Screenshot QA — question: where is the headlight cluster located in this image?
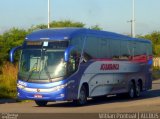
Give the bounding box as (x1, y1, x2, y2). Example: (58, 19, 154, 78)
(17, 83, 26, 89)
(17, 83, 68, 93)
(48, 83, 68, 92)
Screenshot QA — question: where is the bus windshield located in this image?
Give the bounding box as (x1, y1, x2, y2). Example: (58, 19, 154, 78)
(19, 49, 67, 82)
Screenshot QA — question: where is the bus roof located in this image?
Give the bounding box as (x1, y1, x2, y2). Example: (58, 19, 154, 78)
(25, 28, 151, 43)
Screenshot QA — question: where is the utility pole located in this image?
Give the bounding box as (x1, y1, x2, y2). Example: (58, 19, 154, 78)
(128, 0, 135, 37)
(132, 0, 135, 37)
(127, 20, 133, 37)
(48, 0, 50, 29)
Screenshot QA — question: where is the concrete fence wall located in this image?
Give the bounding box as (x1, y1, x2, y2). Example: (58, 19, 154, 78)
(153, 57, 160, 67)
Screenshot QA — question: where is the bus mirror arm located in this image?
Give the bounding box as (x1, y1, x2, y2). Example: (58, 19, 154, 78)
(10, 46, 22, 63)
(64, 46, 75, 62)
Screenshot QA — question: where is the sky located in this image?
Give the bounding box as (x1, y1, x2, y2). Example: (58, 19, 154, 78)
(0, 0, 160, 35)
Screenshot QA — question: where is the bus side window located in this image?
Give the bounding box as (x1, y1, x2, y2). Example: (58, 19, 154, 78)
(67, 52, 80, 75)
(82, 52, 92, 63)
(67, 56, 75, 76)
(74, 52, 80, 70)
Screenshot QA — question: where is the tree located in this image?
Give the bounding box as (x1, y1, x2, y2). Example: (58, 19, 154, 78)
(50, 20, 85, 28)
(28, 20, 85, 32)
(90, 25, 102, 30)
(0, 28, 27, 64)
(137, 31, 160, 56)
(0, 35, 3, 65)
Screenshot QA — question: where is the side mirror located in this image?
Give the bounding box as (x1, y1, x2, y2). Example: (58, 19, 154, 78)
(10, 46, 22, 63)
(64, 46, 75, 62)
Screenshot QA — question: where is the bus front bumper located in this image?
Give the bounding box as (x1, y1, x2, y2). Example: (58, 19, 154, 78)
(17, 83, 68, 101)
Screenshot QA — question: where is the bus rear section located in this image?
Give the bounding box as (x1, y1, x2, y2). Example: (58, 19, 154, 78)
(10, 28, 152, 106)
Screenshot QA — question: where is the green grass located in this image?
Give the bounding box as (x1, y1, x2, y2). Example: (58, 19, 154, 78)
(152, 71, 160, 80)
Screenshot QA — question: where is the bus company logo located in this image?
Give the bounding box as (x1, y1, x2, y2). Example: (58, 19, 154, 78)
(100, 64, 119, 70)
(37, 89, 40, 92)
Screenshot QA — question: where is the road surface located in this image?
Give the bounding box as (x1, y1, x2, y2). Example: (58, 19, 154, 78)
(0, 79, 160, 114)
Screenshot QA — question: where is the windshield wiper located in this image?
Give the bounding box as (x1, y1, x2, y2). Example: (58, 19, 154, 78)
(39, 50, 52, 82)
(44, 65, 52, 82)
(26, 62, 38, 82)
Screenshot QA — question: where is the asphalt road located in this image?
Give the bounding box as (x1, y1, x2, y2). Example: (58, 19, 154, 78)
(0, 79, 160, 114)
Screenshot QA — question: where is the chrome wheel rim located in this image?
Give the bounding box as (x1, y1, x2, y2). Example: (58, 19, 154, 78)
(136, 85, 140, 96)
(130, 87, 134, 98)
(79, 89, 86, 104)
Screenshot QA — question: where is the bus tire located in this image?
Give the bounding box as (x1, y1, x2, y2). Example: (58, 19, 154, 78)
(128, 82, 136, 98)
(35, 100, 48, 107)
(135, 82, 141, 97)
(75, 85, 87, 105)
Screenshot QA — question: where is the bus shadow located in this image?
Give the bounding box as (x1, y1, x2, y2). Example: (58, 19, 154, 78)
(0, 99, 18, 104)
(46, 88, 160, 108)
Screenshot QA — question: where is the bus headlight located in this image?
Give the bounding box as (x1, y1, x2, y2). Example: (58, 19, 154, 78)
(49, 83, 68, 92)
(17, 83, 26, 89)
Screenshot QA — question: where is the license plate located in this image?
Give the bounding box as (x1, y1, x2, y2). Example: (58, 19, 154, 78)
(34, 94, 43, 98)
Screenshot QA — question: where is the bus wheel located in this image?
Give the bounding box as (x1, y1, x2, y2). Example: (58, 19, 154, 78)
(76, 85, 87, 105)
(135, 82, 141, 97)
(128, 82, 136, 98)
(35, 100, 48, 106)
